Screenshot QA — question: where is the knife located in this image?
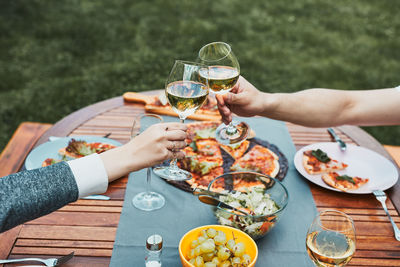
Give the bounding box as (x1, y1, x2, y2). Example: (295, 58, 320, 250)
(327, 128, 347, 151)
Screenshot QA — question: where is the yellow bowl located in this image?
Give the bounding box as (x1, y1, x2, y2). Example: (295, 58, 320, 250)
(179, 224, 258, 267)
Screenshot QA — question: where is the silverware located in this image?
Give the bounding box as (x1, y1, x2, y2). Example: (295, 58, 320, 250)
(81, 194, 110, 200)
(197, 195, 249, 216)
(373, 190, 400, 241)
(0, 251, 74, 266)
(103, 132, 112, 138)
(327, 128, 347, 151)
(193, 188, 228, 198)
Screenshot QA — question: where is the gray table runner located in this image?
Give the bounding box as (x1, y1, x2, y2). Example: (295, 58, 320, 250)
(110, 117, 316, 267)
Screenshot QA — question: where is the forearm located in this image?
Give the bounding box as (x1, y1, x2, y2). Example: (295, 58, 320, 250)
(261, 88, 400, 127)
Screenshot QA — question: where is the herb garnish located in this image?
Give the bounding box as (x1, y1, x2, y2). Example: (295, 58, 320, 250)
(336, 175, 356, 184)
(311, 149, 331, 163)
(189, 141, 198, 152)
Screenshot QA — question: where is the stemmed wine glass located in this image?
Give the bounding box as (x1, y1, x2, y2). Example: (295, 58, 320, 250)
(306, 210, 356, 267)
(131, 114, 165, 211)
(153, 60, 209, 181)
(198, 41, 248, 145)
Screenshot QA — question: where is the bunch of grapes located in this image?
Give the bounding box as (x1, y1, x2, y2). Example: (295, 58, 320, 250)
(186, 227, 252, 267)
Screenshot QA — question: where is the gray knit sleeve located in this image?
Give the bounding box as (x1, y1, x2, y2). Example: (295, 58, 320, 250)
(0, 162, 79, 233)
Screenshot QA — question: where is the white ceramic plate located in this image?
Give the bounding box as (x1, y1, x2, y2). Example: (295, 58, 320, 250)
(294, 142, 399, 194)
(25, 136, 122, 170)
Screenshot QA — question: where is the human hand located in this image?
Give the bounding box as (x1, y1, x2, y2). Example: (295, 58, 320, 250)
(100, 122, 188, 181)
(216, 76, 265, 124)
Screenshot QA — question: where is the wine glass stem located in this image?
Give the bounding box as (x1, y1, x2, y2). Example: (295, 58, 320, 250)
(226, 121, 238, 135)
(145, 167, 151, 197)
(169, 118, 185, 171)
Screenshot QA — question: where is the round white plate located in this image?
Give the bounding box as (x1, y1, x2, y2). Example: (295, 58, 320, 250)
(25, 136, 122, 170)
(294, 142, 399, 194)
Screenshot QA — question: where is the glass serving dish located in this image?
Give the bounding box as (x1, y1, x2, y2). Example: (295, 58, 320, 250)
(207, 171, 289, 240)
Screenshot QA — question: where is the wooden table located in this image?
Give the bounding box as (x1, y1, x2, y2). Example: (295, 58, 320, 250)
(1, 91, 399, 266)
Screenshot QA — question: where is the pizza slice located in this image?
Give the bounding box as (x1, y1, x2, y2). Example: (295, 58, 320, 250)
(186, 121, 220, 142)
(302, 149, 348, 175)
(42, 158, 63, 167)
(185, 167, 224, 190)
(220, 140, 250, 160)
(179, 140, 223, 175)
(322, 172, 369, 192)
(59, 139, 116, 159)
(230, 145, 280, 177)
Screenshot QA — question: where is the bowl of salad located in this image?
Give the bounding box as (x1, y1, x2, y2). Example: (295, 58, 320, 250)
(207, 171, 289, 240)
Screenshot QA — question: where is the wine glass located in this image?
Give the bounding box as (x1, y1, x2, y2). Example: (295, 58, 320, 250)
(131, 114, 165, 211)
(198, 41, 248, 145)
(306, 210, 356, 267)
(153, 60, 209, 181)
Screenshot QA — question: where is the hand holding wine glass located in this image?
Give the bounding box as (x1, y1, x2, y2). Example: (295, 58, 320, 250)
(306, 210, 356, 267)
(198, 42, 248, 145)
(153, 60, 209, 181)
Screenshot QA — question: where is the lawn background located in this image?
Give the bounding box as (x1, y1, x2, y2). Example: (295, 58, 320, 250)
(1, 0, 399, 151)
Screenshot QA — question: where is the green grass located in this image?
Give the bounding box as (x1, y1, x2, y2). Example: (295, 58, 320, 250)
(1, 0, 399, 150)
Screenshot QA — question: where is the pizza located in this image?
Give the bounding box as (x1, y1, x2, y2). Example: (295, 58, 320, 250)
(220, 140, 250, 160)
(177, 122, 284, 190)
(302, 149, 348, 175)
(41, 139, 117, 167)
(59, 139, 116, 159)
(322, 172, 369, 192)
(123, 92, 221, 121)
(230, 145, 280, 178)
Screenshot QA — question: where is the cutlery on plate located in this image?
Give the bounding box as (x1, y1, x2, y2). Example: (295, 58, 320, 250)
(0, 251, 74, 266)
(327, 128, 347, 151)
(81, 194, 110, 200)
(197, 195, 249, 216)
(373, 190, 400, 241)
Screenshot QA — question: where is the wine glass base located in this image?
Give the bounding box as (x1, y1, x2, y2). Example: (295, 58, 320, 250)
(153, 166, 192, 181)
(132, 191, 165, 211)
(215, 121, 249, 145)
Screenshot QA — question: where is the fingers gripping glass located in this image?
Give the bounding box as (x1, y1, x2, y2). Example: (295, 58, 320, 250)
(153, 60, 210, 181)
(198, 42, 248, 145)
(306, 210, 356, 267)
(131, 114, 165, 211)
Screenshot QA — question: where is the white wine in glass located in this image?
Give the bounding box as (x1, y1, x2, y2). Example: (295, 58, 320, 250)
(198, 42, 248, 145)
(153, 60, 209, 181)
(306, 210, 356, 267)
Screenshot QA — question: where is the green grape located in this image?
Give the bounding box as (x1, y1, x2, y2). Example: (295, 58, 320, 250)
(198, 236, 207, 244)
(211, 256, 221, 265)
(189, 258, 196, 265)
(214, 233, 227, 245)
(194, 246, 202, 256)
(187, 248, 196, 259)
(206, 228, 217, 238)
(226, 239, 236, 252)
(195, 255, 204, 267)
(204, 262, 217, 267)
(220, 260, 231, 267)
(233, 242, 245, 257)
(203, 251, 215, 262)
(242, 254, 252, 264)
(191, 239, 199, 249)
(217, 247, 231, 261)
(232, 256, 241, 264)
(200, 229, 208, 238)
(200, 240, 215, 253)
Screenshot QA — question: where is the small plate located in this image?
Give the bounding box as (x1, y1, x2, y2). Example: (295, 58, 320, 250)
(294, 142, 399, 194)
(25, 136, 122, 170)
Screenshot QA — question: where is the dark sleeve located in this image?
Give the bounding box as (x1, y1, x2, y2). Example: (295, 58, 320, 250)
(0, 162, 79, 233)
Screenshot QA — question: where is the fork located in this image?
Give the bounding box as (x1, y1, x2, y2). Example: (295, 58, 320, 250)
(0, 251, 74, 266)
(373, 190, 400, 241)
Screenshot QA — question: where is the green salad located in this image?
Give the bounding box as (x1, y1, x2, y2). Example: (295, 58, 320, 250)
(215, 187, 280, 239)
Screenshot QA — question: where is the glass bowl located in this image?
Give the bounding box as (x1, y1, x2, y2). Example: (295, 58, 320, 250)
(207, 171, 289, 240)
